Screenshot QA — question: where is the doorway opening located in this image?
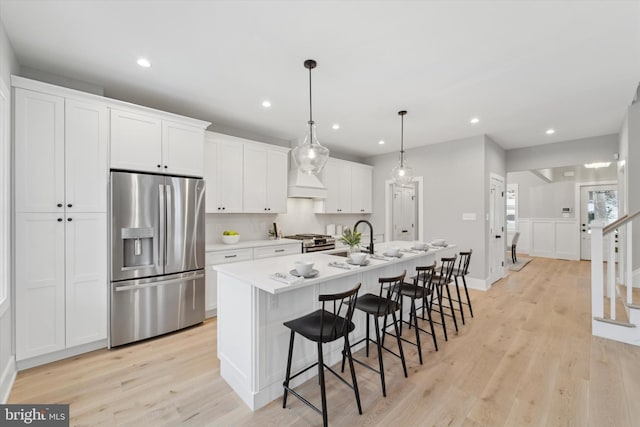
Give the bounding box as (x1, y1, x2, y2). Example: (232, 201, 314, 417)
(392, 183, 418, 241)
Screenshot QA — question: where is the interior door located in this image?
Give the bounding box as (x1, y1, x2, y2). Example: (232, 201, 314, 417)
(489, 176, 505, 284)
(392, 184, 416, 241)
(580, 185, 618, 260)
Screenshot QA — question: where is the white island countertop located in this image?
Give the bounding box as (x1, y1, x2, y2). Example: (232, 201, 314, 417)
(214, 241, 455, 294)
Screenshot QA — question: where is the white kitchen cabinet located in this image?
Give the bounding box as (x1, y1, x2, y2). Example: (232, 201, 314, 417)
(65, 213, 107, 348)
(110, 108, 163, 174)
(351, 164, 373, 214)
(316, 159, 352, 213)
(253, 243, 301, 259)
(14, 88, 65, 213)
(15, 213, 66, 360)
(162, 120, 204, 177)
(205, 248, 253, 318)
(204, 132, 244, 213)
(111, 109, 206, 177)
(243, 143, 288, 213)
(315, 159, 372, 214)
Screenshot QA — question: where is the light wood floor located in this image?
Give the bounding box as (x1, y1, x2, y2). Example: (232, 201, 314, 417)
(9, 258, 640, 426)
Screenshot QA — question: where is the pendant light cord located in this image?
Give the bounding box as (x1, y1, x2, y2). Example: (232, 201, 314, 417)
(308, 65, 314, 143)
(400, 112, 405, 167)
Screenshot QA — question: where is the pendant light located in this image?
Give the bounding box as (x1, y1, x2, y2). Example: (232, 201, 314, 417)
(292, 59, 330, 174)
(391, 110, 414, 186)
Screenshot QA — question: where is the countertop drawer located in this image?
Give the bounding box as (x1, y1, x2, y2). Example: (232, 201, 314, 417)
(206, 248, 253, 265)
(253, 243, 301, 260)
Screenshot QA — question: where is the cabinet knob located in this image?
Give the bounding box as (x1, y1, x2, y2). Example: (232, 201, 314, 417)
(67, 218, 72, 222)
(222, 207, 226, 211)
(57, 203, 63, 208)
(67, 203, 72, 208)
(164, 165, 168, 169)
(264, 208, 267, 211)
(57, 218, 63, 222)
(268, 208, 271, 211)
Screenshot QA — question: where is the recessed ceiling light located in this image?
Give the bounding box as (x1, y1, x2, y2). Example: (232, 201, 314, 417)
(378, 140, 385, 145)
(261, 100, 271, 108)
(545, 128, 555, 135)
(470, 117, 480, 124)
(137, 58, 151, 68)
(332, 124, 340, 130)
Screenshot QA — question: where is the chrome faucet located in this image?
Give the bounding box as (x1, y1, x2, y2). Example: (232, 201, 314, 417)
(354, 220, 374, 254)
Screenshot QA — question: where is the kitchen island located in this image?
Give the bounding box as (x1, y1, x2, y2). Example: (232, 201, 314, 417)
(214, 241, 455, 410)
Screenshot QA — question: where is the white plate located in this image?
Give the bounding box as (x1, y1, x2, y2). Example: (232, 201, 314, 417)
(290, 269, 319, 278)
(383, 252, 404, 258)
(347, 259, 370, 266)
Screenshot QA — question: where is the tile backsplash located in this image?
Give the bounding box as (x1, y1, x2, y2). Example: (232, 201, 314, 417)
(206, 198, 369, 244)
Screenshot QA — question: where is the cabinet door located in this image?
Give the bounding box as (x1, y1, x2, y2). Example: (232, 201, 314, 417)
(217, 140, 244, 213)
(15, 213, 66, 360)
(162, 120, 204, 177)
(110, 109, 162, 173)
(321, 160, 341, 213)
(65, 99, 108, 213)
(351, 165, 372, 214)
(337, 163, 352, 213)
(204, 137, 219, 213)
(65, 213, 107, 347)
(267, 150, 288, 213)
(14, 88, 65, 213)
(243, 144, 268, 213)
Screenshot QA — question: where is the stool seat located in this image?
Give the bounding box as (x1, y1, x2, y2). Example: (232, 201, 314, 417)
(284, 309, 355, 343)
(394, 282, 432, 299)
(355, 294, 401, 316)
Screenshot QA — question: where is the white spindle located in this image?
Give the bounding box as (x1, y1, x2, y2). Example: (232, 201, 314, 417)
(591, 222, 605, 318)
(609, 233, 616, 319)
(627, 222, 633, 305)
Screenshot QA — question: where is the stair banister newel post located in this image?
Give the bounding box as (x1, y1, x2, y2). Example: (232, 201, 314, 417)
(627, 222, 633, 306)
(591, 221, 605, 319)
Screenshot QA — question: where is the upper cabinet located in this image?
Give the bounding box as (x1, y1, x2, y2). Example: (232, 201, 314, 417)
(110, 109, 206, 177)
(205, 132, 289, 214)
(315, 158, 373, 214)
(243, 143, 288, 213)
(14, 88, 108, 214)
(204, 132, 244, 213)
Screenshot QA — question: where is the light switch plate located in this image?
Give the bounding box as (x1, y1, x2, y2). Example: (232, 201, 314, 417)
(462, 213, 477, 221)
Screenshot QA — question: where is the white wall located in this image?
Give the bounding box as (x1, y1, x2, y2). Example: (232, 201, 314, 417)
(509, 171, 576, 218)
(0, 13, 18, 402)
(206, 198, 369, 244)
(366, 135, 489, 282)
(506, 134, 618, 172)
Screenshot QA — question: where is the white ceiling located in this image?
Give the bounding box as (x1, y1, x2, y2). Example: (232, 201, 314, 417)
(1, 0, 639, 157)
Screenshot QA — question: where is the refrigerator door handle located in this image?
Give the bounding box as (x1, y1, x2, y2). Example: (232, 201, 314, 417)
(166, 182, 173, 266)
(158, 184, 166, 268)
(114, 273, 205, 292)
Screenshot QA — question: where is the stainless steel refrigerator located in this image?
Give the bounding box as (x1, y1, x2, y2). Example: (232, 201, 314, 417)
(109, 171, 205, 347)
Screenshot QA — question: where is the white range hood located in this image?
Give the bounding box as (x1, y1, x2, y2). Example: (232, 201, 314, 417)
(287, 168, 327, 199)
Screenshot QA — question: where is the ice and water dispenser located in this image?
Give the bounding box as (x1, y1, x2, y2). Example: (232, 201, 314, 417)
(121, 227, 155, 268)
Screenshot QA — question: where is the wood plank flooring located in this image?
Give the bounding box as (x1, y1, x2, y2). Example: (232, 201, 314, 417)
(9, 257, 640, 426)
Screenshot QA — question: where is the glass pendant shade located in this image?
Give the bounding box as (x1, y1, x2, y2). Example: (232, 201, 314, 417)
(293, 58, 329, 174)
(391, 155, 414, 187)
(392, 110, 414, 186)
(292, 123, 329, 174)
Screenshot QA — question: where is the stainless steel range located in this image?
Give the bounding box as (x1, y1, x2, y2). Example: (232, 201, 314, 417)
(285, 234, 336, 253)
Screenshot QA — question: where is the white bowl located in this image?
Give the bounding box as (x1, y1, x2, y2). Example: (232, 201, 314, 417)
(431, 239, 446, 247)
(385, 247, 400, 257)
(350, 252, 367, 264)
(222, 235, 240, 244)
(413, 241, 427, 250)
(294, 260, 314, 275)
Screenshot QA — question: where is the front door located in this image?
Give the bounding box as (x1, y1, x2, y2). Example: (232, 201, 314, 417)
(580, 185, 618, 260)
(392, 184, 417, 241)
(489, 175, 505, 285)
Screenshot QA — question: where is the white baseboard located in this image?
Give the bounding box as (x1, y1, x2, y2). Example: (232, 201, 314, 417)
(16, 339, 107, 371)
(0, 356, 16, 403)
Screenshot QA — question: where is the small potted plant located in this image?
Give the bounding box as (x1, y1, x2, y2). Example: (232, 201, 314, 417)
(340, 227, 362, 255)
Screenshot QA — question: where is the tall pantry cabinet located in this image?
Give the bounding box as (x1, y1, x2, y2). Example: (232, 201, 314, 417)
(13, 80, 108, 364)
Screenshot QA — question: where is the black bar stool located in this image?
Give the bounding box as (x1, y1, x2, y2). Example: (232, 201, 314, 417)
(342, 272, 407, 397)
(282, 283, 362, 427)
(385, 263, 438, 364)
(429, 256, 458, 340)
(450, 250, 473, 323)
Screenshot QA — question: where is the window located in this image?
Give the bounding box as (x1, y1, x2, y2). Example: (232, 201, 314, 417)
(0, 78, 9, 314)
(506, 183, 518, 231)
